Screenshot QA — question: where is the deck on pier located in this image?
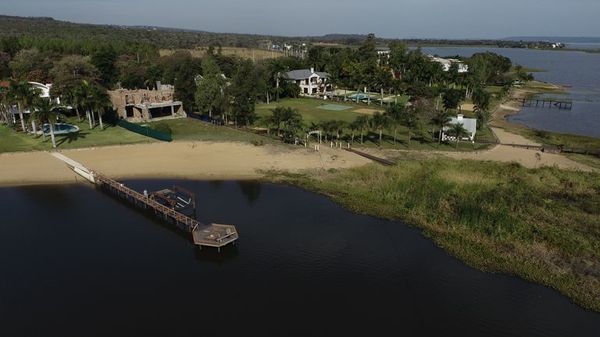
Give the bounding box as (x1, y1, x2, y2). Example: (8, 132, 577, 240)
(94, 173, 238, 249)
(192, 224, 239, 248)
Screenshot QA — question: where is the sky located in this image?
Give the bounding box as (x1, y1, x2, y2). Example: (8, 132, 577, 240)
(1, 0, 599, 39)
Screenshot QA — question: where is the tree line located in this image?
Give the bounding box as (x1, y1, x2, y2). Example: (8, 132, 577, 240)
(1, 29, 531, 148)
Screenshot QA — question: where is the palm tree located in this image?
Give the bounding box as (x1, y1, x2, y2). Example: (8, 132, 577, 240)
(33, 98, 59, 148)
(472, 87, 492, 129)
(348, 120, 359, 144)
(331, 120, 346, 142)
(450, 123, 468, 149)
(90, 85, 111, 130)
(401, 108, 418, 145)
(370, 112, 388, 145)
(8, 81, 38, 133)
(354, 115, 370, 144)
(66, 89, 82, 121)
(280, 109, 303, 141)
(431, 110, 452, 144)
(266, 106, 287, 136)
(73, 82, 93, 129)
(385, 103, 404, 145)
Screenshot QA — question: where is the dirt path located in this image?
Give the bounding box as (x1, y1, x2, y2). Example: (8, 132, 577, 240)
(0, 141, 370, 186)
(492, 127, 541, 146)
(444, 145, 594, 171)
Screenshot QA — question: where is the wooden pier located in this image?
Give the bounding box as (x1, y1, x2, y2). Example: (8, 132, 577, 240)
(522, 98, 573, 110)
(51, 153, 238, 250)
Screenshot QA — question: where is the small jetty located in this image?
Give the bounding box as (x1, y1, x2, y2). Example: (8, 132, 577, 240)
(522, 98, 573, 110)
(51, 153, 238, 250)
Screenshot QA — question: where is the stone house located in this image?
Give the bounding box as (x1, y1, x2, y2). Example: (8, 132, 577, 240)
(109, 85, 185, 122)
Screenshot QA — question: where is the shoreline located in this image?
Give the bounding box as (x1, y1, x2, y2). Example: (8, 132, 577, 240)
(0, 141, 370, 187)
(271, 159, 600, 312)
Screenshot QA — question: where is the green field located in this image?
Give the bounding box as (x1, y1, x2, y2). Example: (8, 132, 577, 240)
(146, 118, 279, 144)
(256, 98, 376, 125)
(271, 156, 600, 311)
(0, 118, 153, 153)
(256, 97, 494, 151)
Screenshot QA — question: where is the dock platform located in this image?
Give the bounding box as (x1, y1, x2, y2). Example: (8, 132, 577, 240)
(51, 153, 238, 250)
(522, 98, 573, 110)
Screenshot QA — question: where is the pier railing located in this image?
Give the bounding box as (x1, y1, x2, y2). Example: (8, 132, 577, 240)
(94, 172, 238, 248)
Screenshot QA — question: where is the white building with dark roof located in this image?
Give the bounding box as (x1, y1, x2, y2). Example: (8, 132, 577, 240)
(442, 114, 477, 142)
(285, 68, 332, 96)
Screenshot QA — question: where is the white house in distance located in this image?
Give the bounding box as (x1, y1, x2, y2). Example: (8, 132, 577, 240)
(428, 56, 469, 73)
(285, 68, 332, 96)
(442, 114, 477, 142)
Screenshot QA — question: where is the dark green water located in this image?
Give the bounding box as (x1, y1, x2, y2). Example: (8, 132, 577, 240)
(0, 180, 598, 337)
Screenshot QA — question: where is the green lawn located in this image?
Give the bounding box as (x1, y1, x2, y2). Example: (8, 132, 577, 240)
(256, 98, 378, 125)
(145, 118, 279, 144)
(255, 98, 496, 152)
(0, 117, 153, 153)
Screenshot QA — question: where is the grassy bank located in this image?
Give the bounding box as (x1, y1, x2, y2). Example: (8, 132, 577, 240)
(270, 157, 600, 311)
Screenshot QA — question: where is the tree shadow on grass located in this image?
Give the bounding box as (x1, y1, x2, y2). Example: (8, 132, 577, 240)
(56, 132, 90, 147)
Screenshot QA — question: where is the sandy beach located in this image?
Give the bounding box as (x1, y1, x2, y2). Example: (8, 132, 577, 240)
(0, 142, 370, 186)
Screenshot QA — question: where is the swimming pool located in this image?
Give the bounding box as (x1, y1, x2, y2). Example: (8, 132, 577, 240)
(42, 123, 80, 135)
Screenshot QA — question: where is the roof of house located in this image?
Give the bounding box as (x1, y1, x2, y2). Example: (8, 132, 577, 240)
(444, 116, 477, 135)
(285, 69, 329, 80)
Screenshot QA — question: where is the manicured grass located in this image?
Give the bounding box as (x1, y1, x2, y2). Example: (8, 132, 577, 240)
(146, 118, 279, 144)
(0, 117, 153, 153)
(0, 124, 40, 153)
(256, 98, 494, 152)
(271, 157, 600, 311)
(256, 98, 375, 125)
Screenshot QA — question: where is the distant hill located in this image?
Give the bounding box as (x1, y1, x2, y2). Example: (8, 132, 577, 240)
(0, 15, 295, 49)
(0, 15, 568, 52)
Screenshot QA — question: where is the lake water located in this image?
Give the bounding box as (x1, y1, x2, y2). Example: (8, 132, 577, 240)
(1, 180, 599, 337)
(422, 47, 600, 138)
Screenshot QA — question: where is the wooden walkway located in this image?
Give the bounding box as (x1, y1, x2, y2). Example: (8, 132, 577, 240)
(51, 153, 238, 250)
(95, 174, 238, 249)
(344, 148, 395, 166)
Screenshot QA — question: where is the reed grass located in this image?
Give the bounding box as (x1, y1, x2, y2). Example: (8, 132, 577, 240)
(271, 158, 600, 311)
